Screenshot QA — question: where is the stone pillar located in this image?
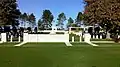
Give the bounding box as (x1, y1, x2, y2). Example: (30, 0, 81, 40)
(23, 33, 28, 42)
(1, 33, 7, 42)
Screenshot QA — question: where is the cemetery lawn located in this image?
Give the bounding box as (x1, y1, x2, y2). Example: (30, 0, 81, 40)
(0, 43, 120, 67)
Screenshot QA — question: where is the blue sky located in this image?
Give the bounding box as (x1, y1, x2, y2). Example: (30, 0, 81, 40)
(18, 0, 85, 21)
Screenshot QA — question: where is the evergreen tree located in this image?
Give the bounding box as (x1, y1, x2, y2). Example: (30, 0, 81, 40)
(0, 0, 21, 26)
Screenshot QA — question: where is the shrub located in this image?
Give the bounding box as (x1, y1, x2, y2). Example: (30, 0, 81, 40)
(112, 36, 120, 43)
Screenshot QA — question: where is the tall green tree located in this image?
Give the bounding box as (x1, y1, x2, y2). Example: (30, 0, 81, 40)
(0, 0, 21, 26)
(84, 0, 120, 33)
(75, 12, 85, 26)
(56, 13, 66, 30)
(67, 17, 74, 29)
(19, 13, 28, 28)
(41, 10, 54, 29)
(28, 13, 36, 28)
(76, 12, 84, 22)
(38, 18, 43, 30)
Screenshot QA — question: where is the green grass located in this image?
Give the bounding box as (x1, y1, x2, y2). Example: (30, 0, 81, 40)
(0, 43, 120, 67)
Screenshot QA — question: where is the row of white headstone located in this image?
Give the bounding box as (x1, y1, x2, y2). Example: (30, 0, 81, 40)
(10, 35, 21, 42)
(92, 35, 103, 39)
(0, 33, 21, 43)
(72, 33, 91, 42)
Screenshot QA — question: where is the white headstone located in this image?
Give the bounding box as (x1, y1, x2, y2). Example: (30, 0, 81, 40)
(10, 35, 13, 42)
(106, 32, 110, 39)
(100, 35, 102, 39)
(93, 35, 95, 39)
(79, 32, 82, 42)
(96, 35, 98, 39)
(18, 36, 21, 42)
(72, 36, 74, 42)
(118, 35, 120, 38)
(84, 33, 91, 42)
(1, 33, 6, 42)
(80, 36, 82, 42)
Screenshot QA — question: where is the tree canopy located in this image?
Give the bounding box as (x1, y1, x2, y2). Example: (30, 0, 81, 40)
(75, 12, 85, 27)
(67, 17, 74, 29)
(41, 10, 54, 29)
(0, 0, 21, 26)
(56, 12, 66, 29)
(28, 13, 36, 28)
(84, 0, 120, 32)
(76, 12, 84, 22)
(20, 13, 28, 22)
(38, 18, 43, 29)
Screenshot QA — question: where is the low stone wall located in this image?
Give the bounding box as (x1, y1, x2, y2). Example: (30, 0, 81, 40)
(24, 33, 69, 42)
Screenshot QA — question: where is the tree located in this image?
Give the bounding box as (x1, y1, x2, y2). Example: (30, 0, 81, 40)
(67, 17, 74, 29)
(38, 18, 43, 30)
(28, 13, 36, 28)
(0, 0, 21, 26)
(41, 10, 54, 29)
(84, 0, 120, 33)
(75, 12, 85, 27)
(76, 12, 84, 22)
(19, 13, 28, 28)
(56, 13, 66, 30)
